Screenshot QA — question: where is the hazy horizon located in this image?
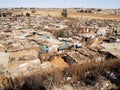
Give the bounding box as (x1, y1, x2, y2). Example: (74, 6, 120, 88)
(0, 0, 120, 9)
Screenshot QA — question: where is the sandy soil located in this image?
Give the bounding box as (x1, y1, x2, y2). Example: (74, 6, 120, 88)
(51, 56, 69, 69)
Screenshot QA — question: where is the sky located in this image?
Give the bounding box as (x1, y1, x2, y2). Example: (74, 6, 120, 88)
(0, 0, 120, 9)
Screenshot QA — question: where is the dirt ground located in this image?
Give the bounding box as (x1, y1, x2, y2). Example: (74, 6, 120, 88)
(51, 56, 69, 69)
(16, 9, 120, 21)
(0, 75, 4, 89)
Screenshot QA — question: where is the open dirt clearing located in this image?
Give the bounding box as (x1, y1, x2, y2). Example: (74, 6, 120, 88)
(16, 9, 120, 21)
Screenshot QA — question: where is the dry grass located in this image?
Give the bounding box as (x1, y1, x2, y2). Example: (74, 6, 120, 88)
(0, 75, 4, 89)
(65, 59, 120, 85)
(2, 59, 120, 90)
(68, 12, 120, 21)
(15, 9, 120, 21)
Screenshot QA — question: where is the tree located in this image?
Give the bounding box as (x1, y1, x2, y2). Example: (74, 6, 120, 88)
(61, 9, 67, 18)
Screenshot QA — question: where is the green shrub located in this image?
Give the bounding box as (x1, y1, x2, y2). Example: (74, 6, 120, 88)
(61, 9, 67, 18)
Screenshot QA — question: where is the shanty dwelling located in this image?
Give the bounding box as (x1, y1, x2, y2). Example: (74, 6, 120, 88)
(106, 29, 114, 36)
(103, 37, 117, 43)
(44, 23, 68, 30)
(58, 41, 68, 52)
(0, 52, 10, 73)
(98, 50, 117, 60)
(38, 31, 53, 38)
(7, 59, 41, 78)
(58, 37, 75, 51)
(116, 27, 120, 35)
(80, 33, 96, 42)
(9, 49, 39, 63)
(4, 41, 24, 53)
(75, 27, 89, 34)
(45, 38, 62, 53)
(63, 51, 90, 65)
(108, 37, 117, 43)
(27, 31, 62, 53)
(97, 27, 113, 36)
(34, 35, 63, 53)
(97, 27, 107, 36)
(0, 44, 5, 51)
(75, 43, 82, 48)
(12, 25, 24, 30)
(32, 37, 63, 61)
(85, 27, 97, 33)
(99, 43, 120, 59)
(116, 38, 120, 43)
(75, 26, 97, 34)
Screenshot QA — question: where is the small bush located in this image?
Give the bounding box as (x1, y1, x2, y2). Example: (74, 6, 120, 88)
(97, 9, 102, 12)
(31, 10, 36, 13)
(88, 10, 92, 13)
(6, 12, 12, 16)
(26, 12, 30, 17)
(2, 13, 7, 17)
(80, 10, 84, 13)
(84, 10, 88, 13)
(54, 30, 65, 37)
(61, 9, 67, 18)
